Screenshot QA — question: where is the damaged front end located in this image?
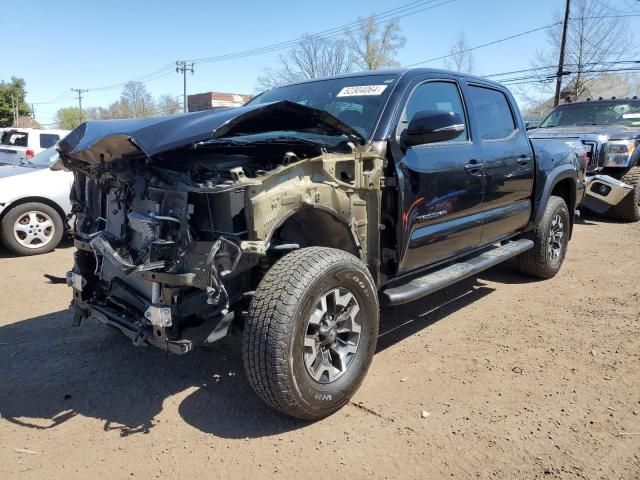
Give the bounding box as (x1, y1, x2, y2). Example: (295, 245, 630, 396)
(59, 101, 385, 354)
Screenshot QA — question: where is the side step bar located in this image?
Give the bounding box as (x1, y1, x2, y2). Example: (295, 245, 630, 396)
(382, 239, 534, 306)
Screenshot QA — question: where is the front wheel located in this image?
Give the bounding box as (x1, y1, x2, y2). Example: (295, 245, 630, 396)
(242, 247, 379, 420)
(518, 195, 570, 279)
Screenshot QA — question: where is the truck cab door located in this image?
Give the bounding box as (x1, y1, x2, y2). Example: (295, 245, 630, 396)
(464, 84, 534, 244)
(392, 78, 484, 274)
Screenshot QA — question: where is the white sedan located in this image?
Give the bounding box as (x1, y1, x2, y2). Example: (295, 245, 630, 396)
(0, 146, 73, 255)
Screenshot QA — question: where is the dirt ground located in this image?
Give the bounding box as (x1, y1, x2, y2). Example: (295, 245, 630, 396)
(0, 214, 638, 480)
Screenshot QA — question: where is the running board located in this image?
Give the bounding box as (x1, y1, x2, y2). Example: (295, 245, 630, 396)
(382, 239, 534, 306)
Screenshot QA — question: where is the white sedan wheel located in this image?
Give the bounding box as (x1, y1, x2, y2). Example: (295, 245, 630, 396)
(13, 210, 56, 249)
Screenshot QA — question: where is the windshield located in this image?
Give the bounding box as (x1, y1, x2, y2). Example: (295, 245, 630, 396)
(26, 146, 58, 167)
(248, 74, 399, 139)
(540, 101, 640, 128)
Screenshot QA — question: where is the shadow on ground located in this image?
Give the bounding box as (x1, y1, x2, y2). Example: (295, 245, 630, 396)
(1, 262, 531, 439)
(0, 235, 74, 259)
(0, 310, 303, 439)
(575, 209, 626, 226)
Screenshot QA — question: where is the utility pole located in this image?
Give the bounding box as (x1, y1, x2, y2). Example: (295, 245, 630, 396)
(176, 61, 194, 113)
(71, 88, 89, 123)
(554, 0, 571, 107)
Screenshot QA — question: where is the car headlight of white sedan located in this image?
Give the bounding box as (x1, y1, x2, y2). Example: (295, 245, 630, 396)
(603, 140, 636, 167)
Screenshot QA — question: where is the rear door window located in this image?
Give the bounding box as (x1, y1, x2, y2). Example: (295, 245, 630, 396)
(468, 86, 516, 141)
(1, 131, 28, 147)
(39, 133, 60, 148)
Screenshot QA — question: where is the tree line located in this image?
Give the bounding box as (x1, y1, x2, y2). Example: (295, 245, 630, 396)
(55, 82, 182, 130)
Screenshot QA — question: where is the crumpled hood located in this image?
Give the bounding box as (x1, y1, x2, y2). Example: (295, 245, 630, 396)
(529, 125, 640, 141)
(58, 100, 365, 165)
(0, 164, 39, 179)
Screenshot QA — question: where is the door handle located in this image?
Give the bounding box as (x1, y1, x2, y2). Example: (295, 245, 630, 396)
(464, 159, 483, 174)
(518, 156, 532, 165)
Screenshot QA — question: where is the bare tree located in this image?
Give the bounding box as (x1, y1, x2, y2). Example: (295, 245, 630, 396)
(120, 81, 155, 117)
(156, 94, 182, 115)
(530, 0, 634, 101)
(345, 16, 406, 70)
(257, 35, 352, 90)
(443, 33, 474, 74)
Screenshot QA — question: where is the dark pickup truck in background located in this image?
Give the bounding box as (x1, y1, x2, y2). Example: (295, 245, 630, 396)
(60, 69, 585, 419)
(530, 97, 640, 221)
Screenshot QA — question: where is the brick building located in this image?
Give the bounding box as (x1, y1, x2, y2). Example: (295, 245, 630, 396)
(187, 92, 252, 112)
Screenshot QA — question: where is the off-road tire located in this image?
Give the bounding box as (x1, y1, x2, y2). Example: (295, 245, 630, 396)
(612, 166, 640, 222)
(242, 247, 379, 420)
(0, 202, 64, 256)
(518, 195, 570, 279)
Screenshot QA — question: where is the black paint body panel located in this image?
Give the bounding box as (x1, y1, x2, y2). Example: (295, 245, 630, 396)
(379, 70, 583, 279)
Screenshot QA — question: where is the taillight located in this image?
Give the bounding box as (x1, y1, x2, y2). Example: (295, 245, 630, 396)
(583, 150, 589, 172)
(25, 149, 34, 159)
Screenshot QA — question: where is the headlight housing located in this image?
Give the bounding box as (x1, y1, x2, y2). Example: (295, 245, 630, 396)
(603, 140, 636, 167)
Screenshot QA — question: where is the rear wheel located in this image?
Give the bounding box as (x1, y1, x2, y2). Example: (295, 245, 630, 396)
(242, 247, 379, 420)
(0, 202, 64, 256)
(518, 195, 570, 279)
(612, 166, 640, 222)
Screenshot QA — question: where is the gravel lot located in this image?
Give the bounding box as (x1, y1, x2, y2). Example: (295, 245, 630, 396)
(0, 214, 638, 479)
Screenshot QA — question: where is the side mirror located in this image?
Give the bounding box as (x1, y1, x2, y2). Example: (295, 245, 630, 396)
(400, 111, 465, 148)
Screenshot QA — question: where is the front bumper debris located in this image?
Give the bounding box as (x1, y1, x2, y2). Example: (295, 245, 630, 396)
(581, 174, 633, 213)
(76, 300, 193, 355)
(66, 271, 86, 291)
(144, 305, 172, 327)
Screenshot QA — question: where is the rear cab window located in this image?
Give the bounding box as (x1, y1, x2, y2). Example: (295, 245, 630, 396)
(1, 130, 28, 147)
(39, 133, 60, 148)
(468, 86, 517, 141)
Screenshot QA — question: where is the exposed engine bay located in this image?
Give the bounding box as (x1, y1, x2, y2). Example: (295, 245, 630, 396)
(60, 102, 386, 354)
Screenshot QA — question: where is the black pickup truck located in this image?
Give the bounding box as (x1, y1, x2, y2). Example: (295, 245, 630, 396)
(530, 97, 640, 221)
(60, 69, 585, 419)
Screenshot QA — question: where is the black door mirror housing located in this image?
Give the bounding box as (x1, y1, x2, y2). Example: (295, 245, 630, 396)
(400, 111, 465, 147)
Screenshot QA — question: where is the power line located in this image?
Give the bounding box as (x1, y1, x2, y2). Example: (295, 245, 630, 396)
(32, 90, 76, 105)
(30, 7, 640, 111)
(30, 0, 456, 101)
(53, 0, 455, 103)
(85, 64, 176, 92)
(486, 60, 640, 79)
(404, 14, 640, 68)
(189, 0, 454, 64)
(498, 66, 640, 86)
(32, 0, 454, 102)
(31, 68, 175, 104)
(405, 23, 561, 67)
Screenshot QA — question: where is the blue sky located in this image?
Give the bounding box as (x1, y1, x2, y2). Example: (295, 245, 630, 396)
(1, 0, 638, 126)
